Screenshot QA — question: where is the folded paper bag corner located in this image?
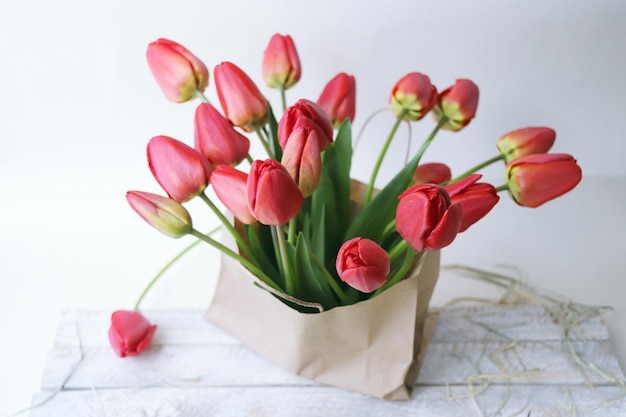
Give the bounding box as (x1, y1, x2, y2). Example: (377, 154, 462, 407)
(205, 231, 440, 400)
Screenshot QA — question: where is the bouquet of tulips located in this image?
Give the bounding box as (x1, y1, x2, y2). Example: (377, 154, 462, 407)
(109, 34, 582, 362)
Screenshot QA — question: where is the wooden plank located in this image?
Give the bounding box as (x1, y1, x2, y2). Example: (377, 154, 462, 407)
(42, 338, 623, 391)
(28, 385, 626, 417)
(32, 306, 626, 416)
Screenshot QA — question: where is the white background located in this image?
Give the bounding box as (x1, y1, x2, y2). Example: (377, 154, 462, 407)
(1, 0, 625, 414)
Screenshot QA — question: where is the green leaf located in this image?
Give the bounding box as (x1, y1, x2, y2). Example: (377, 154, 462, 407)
(344, 151, 421, 242)
(266, 105, 282, 161)
(323, 121, 353, 233)
(246, 224, 283, 289)
(294, 233, 337, 310)
(310, 164, 340, 265)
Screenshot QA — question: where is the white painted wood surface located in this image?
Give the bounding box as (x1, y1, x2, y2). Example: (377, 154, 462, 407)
(29, 305, 626, 416)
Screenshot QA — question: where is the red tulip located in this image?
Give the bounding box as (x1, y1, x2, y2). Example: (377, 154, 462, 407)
(278, 99, 333, 151)
(396, 184, 462, 251)
(126, 191, 193, 238)
(497, 127, 556, 163)
(214, 62, 269, 132)
(389, 72, 438, 121)
(506, 153, 582, 208)
(316, 73, 356, 128)
(146, 38, 208, 103)
(194, 102, 250, 166)
(211, 165, 256, 224)
(281, 125, 322, 197)
(432, 79, 479, 131)
(247, 159, 304, 225)
(445, 174, 499, 232)
(108, 310, 157, 358)
(262, 33, 301, 90)
(147, 135, 213, 203)
(336, 237, 390, 293)
(412, 162, 452, 185)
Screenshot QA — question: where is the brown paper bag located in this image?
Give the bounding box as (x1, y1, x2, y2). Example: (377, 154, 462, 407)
(205, 224, 440, 400)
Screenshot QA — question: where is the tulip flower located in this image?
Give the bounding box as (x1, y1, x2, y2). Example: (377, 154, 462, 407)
(262, 33, 301, 90)
(316, 73, 356, 128)
(281, 126, 322, 197)
(496, 127, 556, 163)
(505, 153, 582, 208)
(412, 162, 452, 185)
(214, 62, 269, 132)
(432, 79, 479, 131)
(109, 310, 157, 358)
(389, 72, 438, 121)
(146, 38, 209, 103)
(194, 102, 250, 166)
(126, 191, 193, 238)
(278, 99, 334, 151)
(147, 135, 213, 203)
(336, 237, 390, 293)
(211, 165, 256, 224)
(247, 159, 304, 225)
(396, 184, 462, 252)
(445, 174, 499, 232)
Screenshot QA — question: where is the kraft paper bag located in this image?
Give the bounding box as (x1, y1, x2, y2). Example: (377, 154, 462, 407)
(205, 228, 440, 400)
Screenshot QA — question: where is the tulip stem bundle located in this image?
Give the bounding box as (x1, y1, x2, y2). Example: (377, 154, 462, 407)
(190, 228, 281, 292)
(200, 192, 254, 260)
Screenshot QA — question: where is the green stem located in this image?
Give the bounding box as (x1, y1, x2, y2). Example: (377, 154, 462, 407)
(246, 153, 254, 164)
(308, 250, 353, 305)
(199, 192, 254, 260)
(280, 88, 287, 112)
(134, 226, 221, 310)
(195, 90, 210, 103)
(274, 225, 297, 295)
(189, 229, 281, 291)
(363, 113, 406, 206)
(411, 116, 447, 170)
(388, 239, 410, 264)
(495, 184, 509, 192)
(255, 127, 274, 159)
(447, 154, 505, 184)
(287, 217, 297, 245)
(373, 246, 417, 297)
(270, 225, 286, 278)
(380, 218, 397, 242)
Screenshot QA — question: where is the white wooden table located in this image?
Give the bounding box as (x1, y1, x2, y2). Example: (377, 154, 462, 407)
(29, 305, 625, 416)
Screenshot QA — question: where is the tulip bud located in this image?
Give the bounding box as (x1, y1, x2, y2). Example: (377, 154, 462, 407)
(247, 159, 304, 225)
(194, 102, 250, 167)
(336, 237, 390, 293)
(146, 38, 209, 103)
(108, 310, 157, 357)
(281, 126, 322, 197)
(389, 72, 437, 121)
(147, 135, 213, 203)
(126, 191, 193, 238)
(316, 73, 356, 128)
(505, 153, 582, 208)
(445, 174, 499, 232)
(496, 127, 556, 163)
(214, 62, 269, 132)
(412, 162, 452, 185)
(262, 33, 301, 90)
(278, 99, 333, 151)
(432, 79, 479, 131)
(211, 165, 256, 224)
(396, 184, 462, 252)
